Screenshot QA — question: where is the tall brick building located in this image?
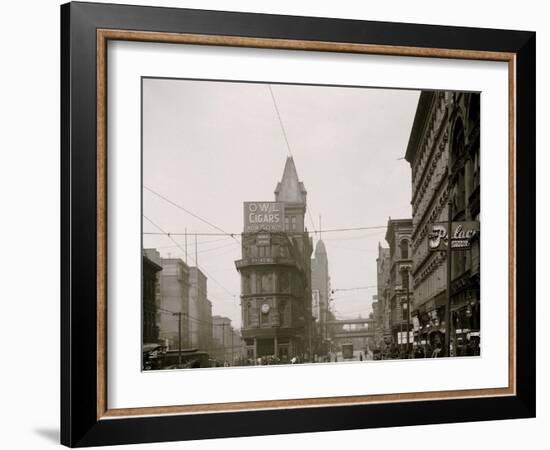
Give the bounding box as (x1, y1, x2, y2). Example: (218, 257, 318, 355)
(156, 257, 190, 349)
(405, 91, 481, 354)
(384, 219, 413, 349)
(236, 157, 313, 361)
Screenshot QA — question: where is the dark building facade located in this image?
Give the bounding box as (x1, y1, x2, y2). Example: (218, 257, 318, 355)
(156, 257, 190, 349)
(236, 157, 314, 362)
(375, 243, 391, 345)
(142, 250, 162, 344)
(384, 219, 413, 349)
(405, 91, 480, 355)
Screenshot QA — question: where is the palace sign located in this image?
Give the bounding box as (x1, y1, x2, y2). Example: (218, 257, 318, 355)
(428, 221, 479, 251)
(244, 202, 285, 233)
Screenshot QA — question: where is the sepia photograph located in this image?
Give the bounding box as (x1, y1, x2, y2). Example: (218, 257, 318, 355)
(141, 78, 481, 370)
(57, 3, 535, 445)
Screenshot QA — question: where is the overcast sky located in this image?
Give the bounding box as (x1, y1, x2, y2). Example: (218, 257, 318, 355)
(143, 78, 420, 329)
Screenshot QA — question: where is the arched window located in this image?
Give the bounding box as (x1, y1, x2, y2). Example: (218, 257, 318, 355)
(452, 118, 465, 164)
(468, 94, 481, 206)
(400, 239, 409, 259)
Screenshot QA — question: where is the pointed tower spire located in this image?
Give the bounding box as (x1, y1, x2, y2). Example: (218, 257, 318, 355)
(274, 157, 307, 204)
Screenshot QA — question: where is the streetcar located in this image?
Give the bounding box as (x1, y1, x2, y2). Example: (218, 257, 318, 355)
(342, 343, 354, 359)
(335, 343, 367, 362)
(162, 349, 211, 369)
(142, 343, 165, 370)
(142, 346, 214, 370)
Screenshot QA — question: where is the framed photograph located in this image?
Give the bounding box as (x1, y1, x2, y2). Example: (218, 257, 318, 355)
(61, 1, 535, 447)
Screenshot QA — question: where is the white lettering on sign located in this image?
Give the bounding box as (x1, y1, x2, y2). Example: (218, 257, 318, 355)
(428, 221, 480, 251)
(428, 225, 447, 250)
(244, 202, 285, 232)
(453, 224, 477, 240)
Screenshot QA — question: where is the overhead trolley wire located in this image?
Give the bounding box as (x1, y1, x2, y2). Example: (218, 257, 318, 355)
(268, 84, 319, 237)
(144, 224, 388, 237)
(144, 185, 240, 243)
(143, 214, 237, 300)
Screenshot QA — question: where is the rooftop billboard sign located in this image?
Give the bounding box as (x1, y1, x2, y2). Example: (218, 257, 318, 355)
(243, 202, 285, 233)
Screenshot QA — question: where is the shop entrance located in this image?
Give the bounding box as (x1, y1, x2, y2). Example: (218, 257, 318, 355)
(278, 344, 289, 362)
(257, 338, 275, 357)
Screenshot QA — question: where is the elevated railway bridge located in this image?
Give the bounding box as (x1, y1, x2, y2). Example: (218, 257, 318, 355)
(326, 318, 375, 340)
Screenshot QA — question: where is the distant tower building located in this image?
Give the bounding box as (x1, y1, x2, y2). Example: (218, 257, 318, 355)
(311, 239, 330, 356)
(211, 316, 239, 364)
(236, 157, 313, 362)
(188, 267, 209, 351)
(201, 299, 213, 354)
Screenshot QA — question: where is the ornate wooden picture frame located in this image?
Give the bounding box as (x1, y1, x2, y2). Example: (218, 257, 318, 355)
(61, 2, 535, 447)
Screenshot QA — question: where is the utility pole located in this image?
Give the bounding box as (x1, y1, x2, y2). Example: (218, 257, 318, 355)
(400, 306, 404, 353)
(222, 321, 226, 365)
(309, 318, 313, 362)
(445, 201, 453, 357)
(195, 233, 198, 266)
(185, 228, 187, 264)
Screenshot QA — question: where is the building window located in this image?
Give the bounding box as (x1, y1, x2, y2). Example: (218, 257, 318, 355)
(451, 118, 466, 214)
(242, 274, 250, 294)
(261, 273, 272, 293)
(256, 275, 262, 294)
(469, 94, 481, 195)
(472, 145, 480, 189)
(454, 170, 466, 213)
(291, 216, 297, 231)
(402, 302, 408, 321)
(284, 217, 290, 231)
(401, 271, 409, 290)
(279, 271, 290, 293)
(246, 302, 253, 327)
(400, 240, 409, 259)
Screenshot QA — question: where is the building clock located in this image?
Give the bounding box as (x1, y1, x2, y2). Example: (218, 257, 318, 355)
(261, 303, 270, 314)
